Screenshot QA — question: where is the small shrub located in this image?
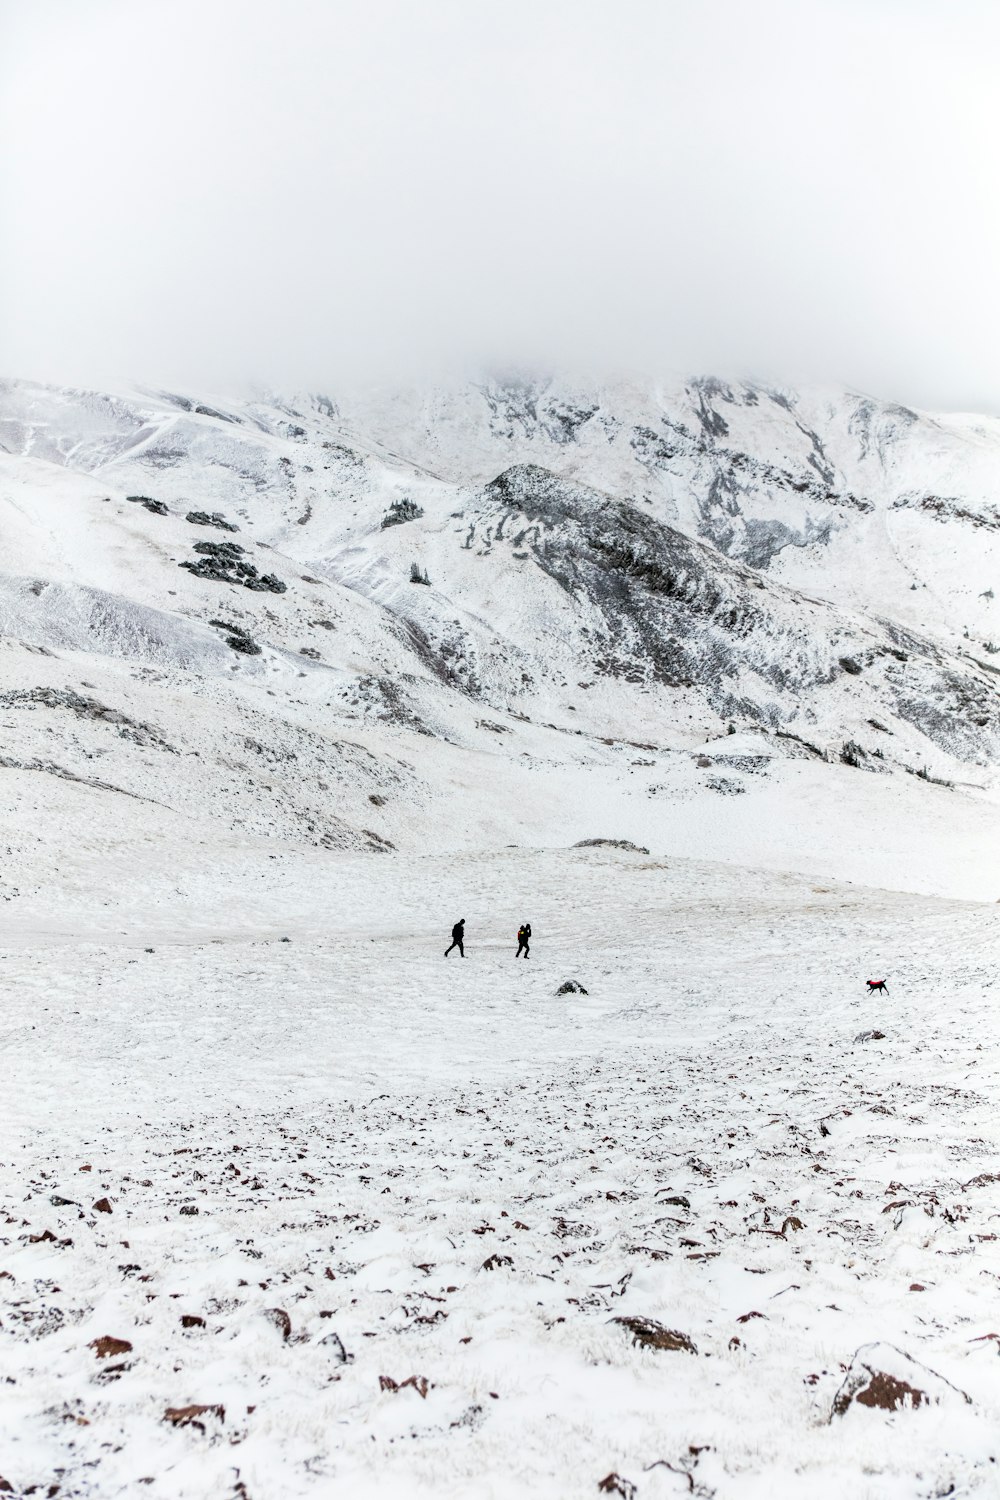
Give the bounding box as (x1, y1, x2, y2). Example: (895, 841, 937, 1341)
(381, 498, 424, 529)
(912, 764, 954, 789)
(409, 563, 431, 586)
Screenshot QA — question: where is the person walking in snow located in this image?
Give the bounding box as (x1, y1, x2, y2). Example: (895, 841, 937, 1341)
(516, 922, 531, 958)
(445, 918, 466, 958)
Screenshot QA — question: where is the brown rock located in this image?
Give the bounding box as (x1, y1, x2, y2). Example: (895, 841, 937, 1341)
(181, 1315, 205, 1329)
(90, 1335, 133, 1359)
(93, 1198, 112, 1214)
(163, 1403, 225, 1429)
(852, 1372, 925, 1410)
(598, 1475, 637, 1499)
(832, 1342, 971, 1418)
(401, 1375, 430, 1398)
(613, 1316, 697, 1353)
(379, 1374, 430, 1398)
(263, 1307, 292, 1340)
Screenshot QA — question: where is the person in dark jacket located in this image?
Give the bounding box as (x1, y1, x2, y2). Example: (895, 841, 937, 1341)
(445, 918, 465, 957)
(516, 922, 531, 958)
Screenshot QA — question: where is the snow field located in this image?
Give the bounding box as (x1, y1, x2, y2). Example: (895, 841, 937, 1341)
(2, 848, 999, 1497)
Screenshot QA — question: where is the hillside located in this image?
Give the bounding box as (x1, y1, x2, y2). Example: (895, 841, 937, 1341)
(0, 374, 998, 897)
(3, 375, 1000, 1499)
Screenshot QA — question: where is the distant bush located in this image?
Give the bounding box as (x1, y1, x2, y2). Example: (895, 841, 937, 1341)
(381, 498, 424, 529)
(840, 740, 866, 768)
(911, 764, 954, 789)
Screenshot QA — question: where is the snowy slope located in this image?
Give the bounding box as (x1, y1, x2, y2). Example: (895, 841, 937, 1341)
(2, 374, 1000, 1498)
(1, 372, 999, 885)
(2, 845, 1000, 1499)
(331, 375, 1000, 650)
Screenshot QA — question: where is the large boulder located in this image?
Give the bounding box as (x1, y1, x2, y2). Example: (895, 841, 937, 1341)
(831, 1342, 970, 1417)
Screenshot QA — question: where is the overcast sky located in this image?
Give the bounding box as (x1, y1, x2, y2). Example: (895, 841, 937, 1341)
(1, 0, 998, 410)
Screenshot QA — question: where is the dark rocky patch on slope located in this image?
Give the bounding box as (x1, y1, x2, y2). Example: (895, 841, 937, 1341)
(0, 686, 176, 751)
(180, 540, 287, 593)
(483, 464, 1000, 760)
(187, 510, 240, 532)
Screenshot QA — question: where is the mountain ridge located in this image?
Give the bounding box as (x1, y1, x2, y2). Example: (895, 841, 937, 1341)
(0, 372, 998, 898)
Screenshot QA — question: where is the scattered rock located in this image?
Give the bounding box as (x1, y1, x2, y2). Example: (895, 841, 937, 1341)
(163, 1403, 225, 1429)
(180, 1315, 205, 1329)
(612, 1316, 697, 1353)
(126, 495, 168, 515)
(831, 1342, 971, 1418)
(368, 793, 387, 806)
(574, 838, 650, 854)
(362, 828, 396, 851)
(264, 1307, 292, 1341)
(299, 646, 320, 659)
(450, 1404, 485, 1431)
(481, 1254, 514, 1271)
(93, 1198, 112, 1214)
(854, 1029, 886, 1044)
(180, 540, 286, 593)
(0, 686, 175, 751)
(186, 510, 239, 532)
(320, 1330, 352, 1362)
(839, 656, 863, 675)
(90, 1335, 132, 1359)
(707, 775, 746, 795)
(556, 980, 589, 995)
(179, 1205, 199, 1216)
(0, 1476, 13, 1493)
(210, 619, 261, 656)
(598, 1475, 637, 1499)
(379, 1374, 431, 1397)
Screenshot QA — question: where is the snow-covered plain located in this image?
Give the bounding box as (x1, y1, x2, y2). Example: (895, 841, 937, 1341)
(2, 374, 1000, 1497)
(3, 838, 1000, 1498)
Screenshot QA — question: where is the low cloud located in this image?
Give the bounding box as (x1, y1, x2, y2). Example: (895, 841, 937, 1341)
(2, 0, 998, 410)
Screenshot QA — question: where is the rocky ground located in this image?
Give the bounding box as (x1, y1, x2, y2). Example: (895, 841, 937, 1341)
(2, 847, 999, 1499)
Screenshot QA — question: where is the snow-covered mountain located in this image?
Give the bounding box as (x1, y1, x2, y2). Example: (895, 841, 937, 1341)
(1, 373, 999, 896)
(6, 376, 1000, 1500)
